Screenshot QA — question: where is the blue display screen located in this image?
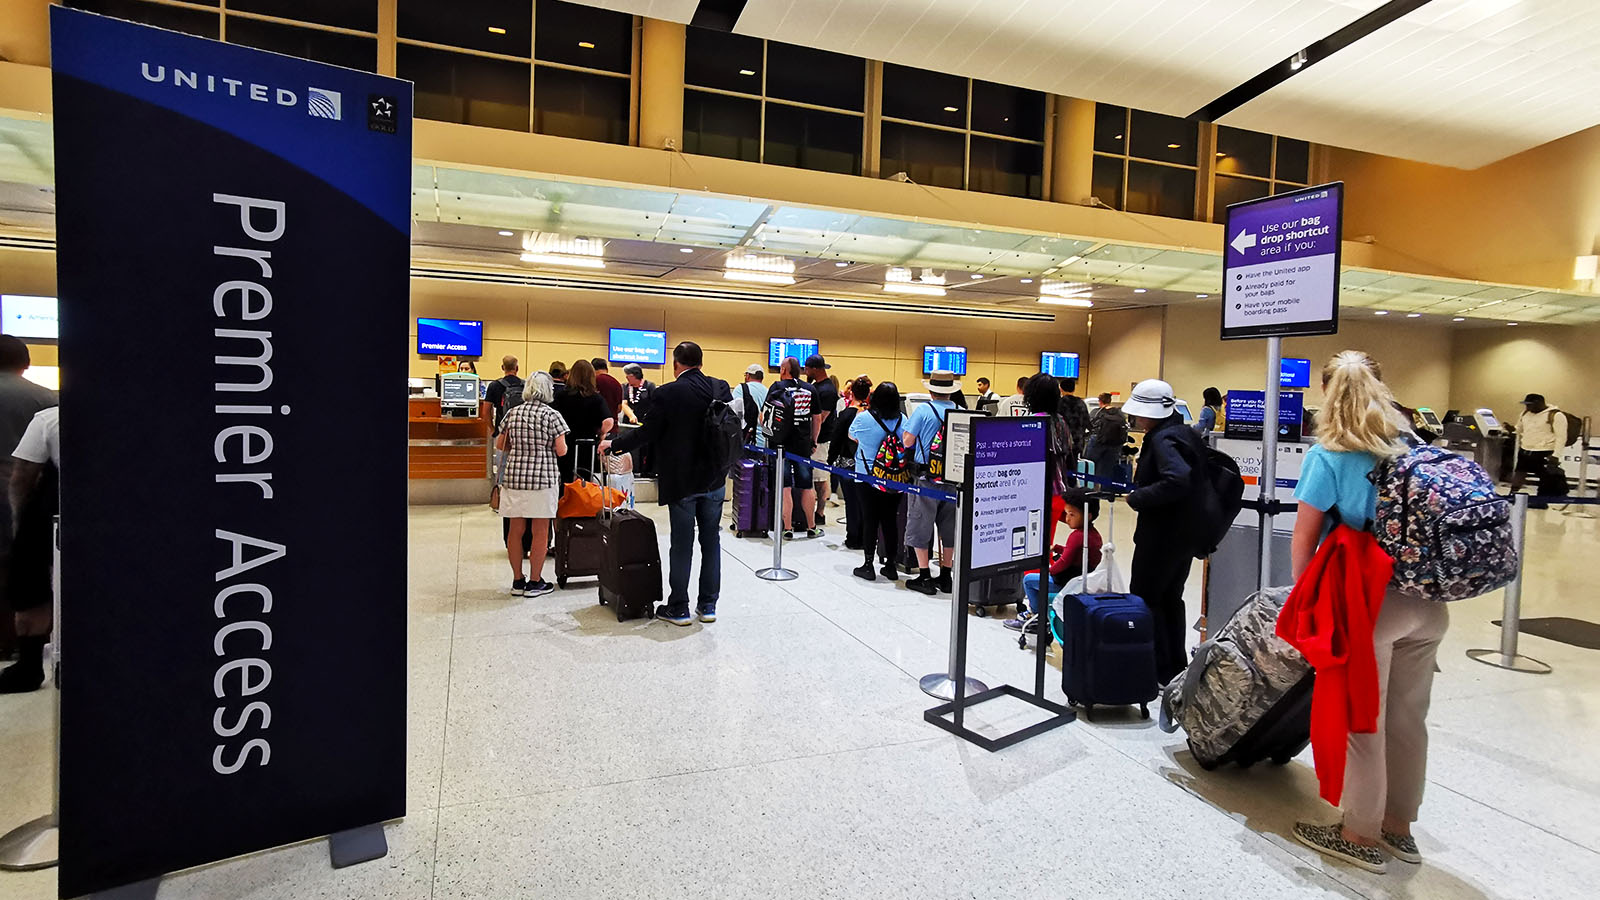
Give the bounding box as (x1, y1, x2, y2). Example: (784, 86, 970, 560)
(417, 318, 482, 356)
(1280, 357, 1311, 388)
(609, 328, 667, 365)
(1041, 352, 1080, 378)
(769, 338, 818, 369)
(1223, 390, 1306, 441)
(923, 345, 967, 375)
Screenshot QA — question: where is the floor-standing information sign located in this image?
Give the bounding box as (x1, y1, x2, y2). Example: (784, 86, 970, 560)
(924, 416, 1074, 750)
(52, 9, 411, 896)
(1221, 183, 1343, 591)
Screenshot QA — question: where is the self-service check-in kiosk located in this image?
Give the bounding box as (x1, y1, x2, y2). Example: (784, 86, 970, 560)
(1441, 408, 1511, 478)
(439, 372, 481, 417)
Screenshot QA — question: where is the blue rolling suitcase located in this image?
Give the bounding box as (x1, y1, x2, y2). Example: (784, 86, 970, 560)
(1060, 592, 1159, 720)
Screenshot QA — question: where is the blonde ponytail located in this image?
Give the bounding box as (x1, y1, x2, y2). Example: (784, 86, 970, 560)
(1317, 351, 1402, 457)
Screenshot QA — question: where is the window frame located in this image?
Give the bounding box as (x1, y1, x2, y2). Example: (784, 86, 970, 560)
(1091, 105, 1201, 219)
(878, 68, 1049, 198)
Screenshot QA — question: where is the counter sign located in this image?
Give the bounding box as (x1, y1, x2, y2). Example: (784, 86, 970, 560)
(1221, 183, 1343, 340)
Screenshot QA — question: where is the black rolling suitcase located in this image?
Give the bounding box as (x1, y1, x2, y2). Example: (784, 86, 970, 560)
(969, 573, 1025, 617)
(554, 440, 605, 587)
(596, 488, 661, 621)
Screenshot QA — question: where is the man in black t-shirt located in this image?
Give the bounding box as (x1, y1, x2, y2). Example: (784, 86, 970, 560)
(483, 355, 524, 434)
(621, 363, 658, 476)
(763, 357, 820, 538)
(1057, 376, 1090, 461)
(804, 355, 839, 523)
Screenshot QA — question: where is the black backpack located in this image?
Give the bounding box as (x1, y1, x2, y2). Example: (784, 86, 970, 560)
(703, 385, 743, 482)
(1196, 447, 1246, 558)
(498, 376, 525, 415)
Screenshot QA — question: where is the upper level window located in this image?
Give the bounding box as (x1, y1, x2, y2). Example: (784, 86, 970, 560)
(880, 65, 1046, 199)
(1213, 126, 1312, 220)
(683, 28, 865, 176)
(1093, 105, 1199, 219)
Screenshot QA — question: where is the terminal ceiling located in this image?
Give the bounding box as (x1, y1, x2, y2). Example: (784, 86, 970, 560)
(579, 0, 1600, 170)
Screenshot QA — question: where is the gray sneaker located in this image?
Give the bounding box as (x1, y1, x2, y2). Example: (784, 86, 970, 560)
(1293, 823, 1387, 874)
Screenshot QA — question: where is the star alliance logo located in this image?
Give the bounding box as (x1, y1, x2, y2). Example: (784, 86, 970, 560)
(367, 94, 396, 134)
(307, 87, 342, 120)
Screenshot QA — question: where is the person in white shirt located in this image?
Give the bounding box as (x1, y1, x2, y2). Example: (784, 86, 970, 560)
(995, 375, 1029, 418)
(728, 364, 769, 447)
(0, 406, 58, 693)
(973, 377, 1000, 413)
(1510, 393, 1564, 492)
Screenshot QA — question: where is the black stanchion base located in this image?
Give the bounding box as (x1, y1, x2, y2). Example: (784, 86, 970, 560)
(329, 823, 389, 869)
(923, 684, 1076, 752)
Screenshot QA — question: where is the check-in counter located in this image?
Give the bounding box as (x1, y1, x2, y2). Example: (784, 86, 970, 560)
(409, 397, 491, 504)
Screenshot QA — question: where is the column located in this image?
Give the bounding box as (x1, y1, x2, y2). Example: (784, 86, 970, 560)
(1050, 96, 1095, 206)
(638, 18, 685, 151)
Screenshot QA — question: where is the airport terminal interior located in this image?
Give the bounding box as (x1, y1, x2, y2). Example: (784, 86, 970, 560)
(2, 0, 1600, 898)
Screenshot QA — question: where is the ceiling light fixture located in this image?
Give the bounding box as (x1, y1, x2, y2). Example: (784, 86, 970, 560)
(944, 106, 959, 112)
(739, 69, 755, 76)
(1133, 288, 1148, 293)
(520, 232, 605, 268)
(1114, 134, 1123, 140)
(885, 266, 947, 297)
(1196, 294, 1209, 298)
(1453, 317, 1466, 322)
(1406, 313, 1422, 318)
(1167, 143, 1180, 149)
(487, 26, 506, 35)
(1037, 297, 1094, 308)
(1373, 310, 1389, 316)
(835, 261, 849, 267)
(497, 230, 513, 236)
(725, 251, 796, 286)
(1289, 49, 1308, 71)
(1020, 278, 1033, 284)
(724, 270, 797, 286)
(679, 247, 694, 253)
(578, 41, 595, 49)
(970, 274, 983, 280)
(1507, 322, 1518, 326)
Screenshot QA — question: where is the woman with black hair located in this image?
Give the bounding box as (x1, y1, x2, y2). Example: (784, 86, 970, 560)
(847, 381, 907, 582)
(1196, 386, 1224, 434)
(832, 376, 872, 550)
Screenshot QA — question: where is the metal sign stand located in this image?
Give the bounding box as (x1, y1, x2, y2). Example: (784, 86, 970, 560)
(1468, 493, 1553, 674)
(924, 417, 1075, 750)
(918, 493, 989, 701)
(1258, 337, 1282, 591)
(756, 451, 797, 582)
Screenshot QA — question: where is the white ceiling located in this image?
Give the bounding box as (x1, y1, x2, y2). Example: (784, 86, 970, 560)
(575, 0, 1600, 168)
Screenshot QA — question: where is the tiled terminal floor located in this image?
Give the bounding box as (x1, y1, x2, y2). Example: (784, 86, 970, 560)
(4, 501, 1599, 899)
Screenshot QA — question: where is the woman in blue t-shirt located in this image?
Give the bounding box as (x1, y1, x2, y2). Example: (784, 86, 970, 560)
(1289, 351, 1449, 875)
(848, 382, 905, 582)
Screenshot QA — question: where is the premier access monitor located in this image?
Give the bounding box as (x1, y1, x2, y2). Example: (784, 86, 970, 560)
(2, 295, 58, 341)
(923, 345, 967, 375)
(769, 338, 819, 368)
(417, 317, 483, 356)
(609, 328, 667, 365)
(1280, 357, 1311, 389)
(1041, 352, 1080, 379)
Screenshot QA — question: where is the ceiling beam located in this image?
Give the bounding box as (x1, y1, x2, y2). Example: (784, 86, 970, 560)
(689, 0, 751, 33)
(1190, 0, 1437, 123)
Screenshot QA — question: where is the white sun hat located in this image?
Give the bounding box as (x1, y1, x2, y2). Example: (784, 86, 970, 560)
(1122, 379, 1178, 419)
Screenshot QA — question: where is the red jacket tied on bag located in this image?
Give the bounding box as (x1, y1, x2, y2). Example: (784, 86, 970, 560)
(1275, 524, 1393, 806)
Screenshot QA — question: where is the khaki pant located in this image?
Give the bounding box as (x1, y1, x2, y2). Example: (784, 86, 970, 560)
(1342, 590, 1450, 837)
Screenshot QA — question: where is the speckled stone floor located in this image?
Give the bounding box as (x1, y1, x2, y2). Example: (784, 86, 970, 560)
(5, 500, 1597, 899)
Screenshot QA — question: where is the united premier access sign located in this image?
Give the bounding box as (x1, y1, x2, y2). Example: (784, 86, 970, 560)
(52, 7, 410, 895)
(1220, 183, 1343, 340)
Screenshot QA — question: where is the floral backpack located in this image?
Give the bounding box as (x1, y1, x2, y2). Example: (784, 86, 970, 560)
(869, 414, 913, 487)
(1371, 441, 1516, 602)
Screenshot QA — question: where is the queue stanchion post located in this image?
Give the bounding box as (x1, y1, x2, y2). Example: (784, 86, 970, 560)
(1258, 336, 1282, 593)
(756, 450, 797, 582)
(918, 491, 989, 701)
(1468, 492, 1552, 674)
(1563, 417, 1594, 520)
(0, 516, 60, 871)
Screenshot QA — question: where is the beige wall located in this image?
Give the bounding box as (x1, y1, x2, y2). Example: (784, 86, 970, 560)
(1329, 124, 1600, 290)
(1154, 303, 1455, 413)
(1450, 323, 1599, 426)
(1084, 307, 1165, 400)
(409, 278, 1091, 393)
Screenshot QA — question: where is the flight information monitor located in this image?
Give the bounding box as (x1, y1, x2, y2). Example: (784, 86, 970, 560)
(1280, 357, 1311, 388)
(923, 345, 967, 375)
(1041, 352, 1080, 378)
(2, 295, 58, 340)
(769, 338, 818, 368)
(417, 317, 482, 356)
(608, 328, 667, 365)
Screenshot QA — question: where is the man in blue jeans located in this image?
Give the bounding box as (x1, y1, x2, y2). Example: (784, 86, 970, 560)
(604, 341, 733, 625)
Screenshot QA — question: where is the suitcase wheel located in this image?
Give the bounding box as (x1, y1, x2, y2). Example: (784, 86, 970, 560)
(972, 605, 989, 618)
(558, 577, 568, 588)
(1270, 752, 1295, 766)
(1139, 704, 1150, 721)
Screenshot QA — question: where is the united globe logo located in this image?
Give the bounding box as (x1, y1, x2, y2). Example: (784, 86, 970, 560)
(306, 87, 341, 120)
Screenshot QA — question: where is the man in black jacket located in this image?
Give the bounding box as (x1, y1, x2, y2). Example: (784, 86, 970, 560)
(1123, 378, 1209, 683)
(604, 342, 733, 625)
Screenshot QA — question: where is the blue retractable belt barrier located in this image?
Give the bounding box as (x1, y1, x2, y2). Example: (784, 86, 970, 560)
(743, 445, 959, 504)
(1524, 495, 1600, 510)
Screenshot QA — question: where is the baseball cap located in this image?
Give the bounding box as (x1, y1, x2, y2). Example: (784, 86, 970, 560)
(1522, 393, 1544, 405)
(805, 354, 830, 369)
(745, 363, 765, 377)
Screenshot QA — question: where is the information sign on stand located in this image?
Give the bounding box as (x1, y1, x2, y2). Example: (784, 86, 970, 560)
(924, 417, 1075, 751)
(1221, 184, 1343, 341)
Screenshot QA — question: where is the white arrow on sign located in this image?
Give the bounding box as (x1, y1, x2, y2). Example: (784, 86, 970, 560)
(1231, 229, 1257, 254)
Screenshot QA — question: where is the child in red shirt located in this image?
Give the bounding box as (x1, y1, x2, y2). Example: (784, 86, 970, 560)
(1004, 490, 1102, 634)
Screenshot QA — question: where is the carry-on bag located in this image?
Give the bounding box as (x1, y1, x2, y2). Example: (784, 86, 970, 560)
(595, 464, 661, 621)
(730, 455, 772, 537)
(1059, 491, 1158, 719)
(554, 441, 607, 586)
(1159, 586, 1312, 769)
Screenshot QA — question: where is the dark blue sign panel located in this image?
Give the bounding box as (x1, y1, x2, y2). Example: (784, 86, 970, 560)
(923, 345, 967, 375)
(1224, 390, 1306, 442)
(609, 328, 667, 365)
(1221, 183, 1343, 340)
(768, 337, 818, 369)
(967, 416, 1049, 577)
(418, 317, 483, 356)
(52, 9, 410, 895)
(1040, 351, 1080, 378)
(1280, 356, 1311, 388)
